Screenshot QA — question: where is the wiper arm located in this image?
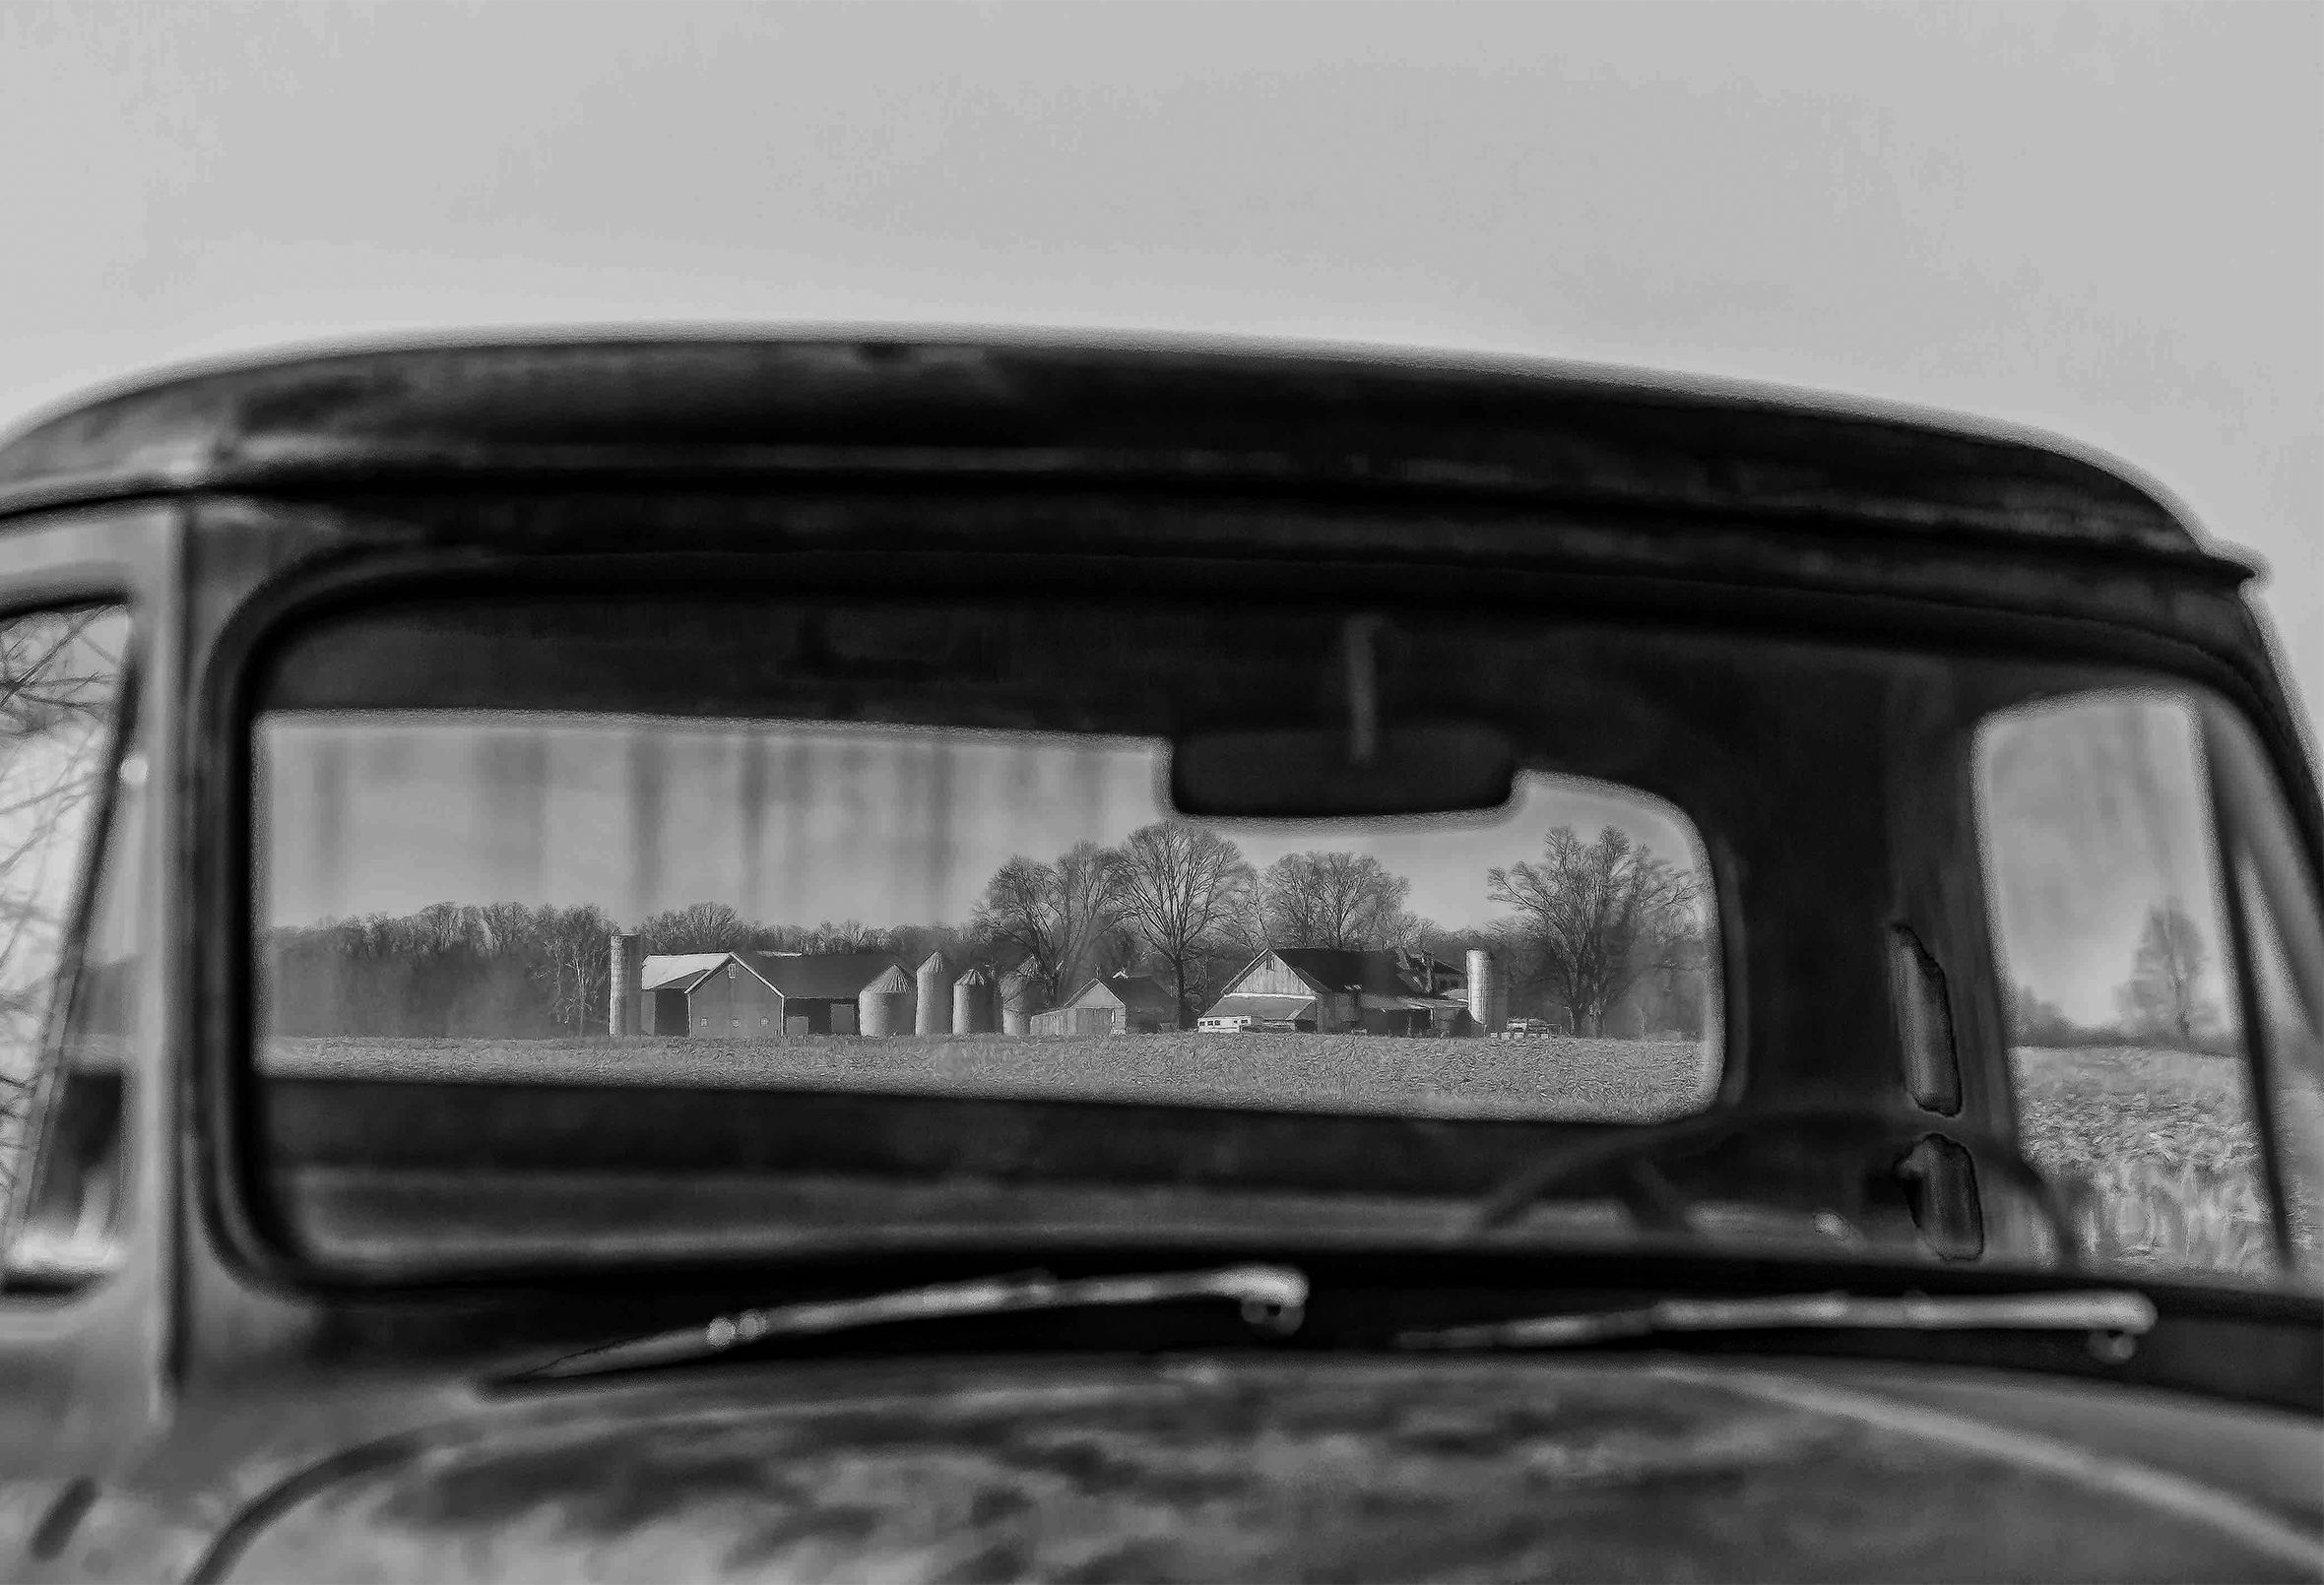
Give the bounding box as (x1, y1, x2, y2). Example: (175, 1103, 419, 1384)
(522, 1262, 1309, 1381)
(1396, 1289, 2157, 1357)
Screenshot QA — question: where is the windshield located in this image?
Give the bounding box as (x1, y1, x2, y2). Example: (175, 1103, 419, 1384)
(238, 593, 2309, 1285)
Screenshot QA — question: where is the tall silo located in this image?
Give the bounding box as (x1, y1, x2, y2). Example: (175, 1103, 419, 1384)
(915, 952, 953, 1036)
(952, 965, 998, 1035)
(858, 963, 914, 1037)
(609, 930, 641, 1037)
(1465, 948, 1506, 1034)
(1000, 970, 1036, 1036)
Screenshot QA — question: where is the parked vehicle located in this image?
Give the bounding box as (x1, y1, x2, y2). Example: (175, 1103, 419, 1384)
(0, 335, 2317, 1581)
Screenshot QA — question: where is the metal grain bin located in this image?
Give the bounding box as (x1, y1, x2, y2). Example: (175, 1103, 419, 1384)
(857, 963, 915, 1037)
(915, 952, 953, 1036)
(952, 964, 998, 1035)
(1000, 970, 1037, 1036)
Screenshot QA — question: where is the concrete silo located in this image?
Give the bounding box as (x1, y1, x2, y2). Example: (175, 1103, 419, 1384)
(1465, 948, 1507, 1034)
(608, 930, 641, 1037)
(915, 952, 953, 1036)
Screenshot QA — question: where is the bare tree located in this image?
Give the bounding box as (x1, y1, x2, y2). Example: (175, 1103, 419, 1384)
(971, 840, 1121, 1009)
(800, 919, 884, 953)
(0, 608, 127, 1199)
(529, 904, 613, 1034)
(2010, 982, 2080, 1048)
(1486, 825, 1697, 1037)
(2115, 900, 2216, 1048)
(639, 901, 754, 955)
(1258, 851, 1415, 951)
(1109, 820, 1257, 1028)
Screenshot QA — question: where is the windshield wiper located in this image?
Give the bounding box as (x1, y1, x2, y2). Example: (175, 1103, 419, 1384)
(1395, 1288, 2158, 1358)
(520, 1262, 1310, 1381)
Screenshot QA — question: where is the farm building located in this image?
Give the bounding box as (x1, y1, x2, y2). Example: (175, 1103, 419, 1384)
(1198, 948, 1470, 1036)
(1029, 971, 1179, 1036)
(631, 949, 909, 1037)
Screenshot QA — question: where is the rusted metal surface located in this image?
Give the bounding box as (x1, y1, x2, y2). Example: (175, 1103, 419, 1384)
(152, 1359, 2314, 1583)
(0, 338, 2231, 568)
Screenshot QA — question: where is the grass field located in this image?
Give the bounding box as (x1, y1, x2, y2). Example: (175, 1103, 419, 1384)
(263, 1030, 1722, 1123)
(2012, 1046, 2315, 1280)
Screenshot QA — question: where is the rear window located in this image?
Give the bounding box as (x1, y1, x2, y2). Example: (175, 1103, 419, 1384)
(256, 713, 1721, 1123)
(241, 596, 1755, 1269)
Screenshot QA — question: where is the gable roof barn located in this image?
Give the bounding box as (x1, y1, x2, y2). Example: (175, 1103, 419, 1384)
(639, 953, 732, 994)
(1060, 972, 1178, 1022)
(1202, 948, 1469, 1035)
(640, 951, 906, 1002)
(1261, 948, 1463, 998)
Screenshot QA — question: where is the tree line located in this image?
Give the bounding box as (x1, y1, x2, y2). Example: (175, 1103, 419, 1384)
(261, 819, 1714, 1040)
(2011, 898, 2237, 1055)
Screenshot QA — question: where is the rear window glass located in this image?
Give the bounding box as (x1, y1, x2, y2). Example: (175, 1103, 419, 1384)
(256, 714, 1722, 1124)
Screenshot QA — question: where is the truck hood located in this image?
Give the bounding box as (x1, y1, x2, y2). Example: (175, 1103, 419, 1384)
(195, 1356, 2322, 1583)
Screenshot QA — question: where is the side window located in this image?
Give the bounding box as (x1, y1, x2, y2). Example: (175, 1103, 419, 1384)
(2199, 702, 2324, 1285)
(0, 606, 132, 1274)
(1976, 691, 2279, 1282)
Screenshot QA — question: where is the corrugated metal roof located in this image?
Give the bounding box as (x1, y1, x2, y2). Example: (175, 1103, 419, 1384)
(1204, 993, 1318, 1022)
(1062, 973, 1177, 1017)
(859, 964, 913, 995)
(1360, 993, 1466, 1012)
(738, 950, 907, 1000)
(640, 953, 730, 992)
(1263, 949, 1462, 998)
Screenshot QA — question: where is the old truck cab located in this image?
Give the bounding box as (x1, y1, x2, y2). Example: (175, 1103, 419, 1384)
(0, 336, 2318, 1581)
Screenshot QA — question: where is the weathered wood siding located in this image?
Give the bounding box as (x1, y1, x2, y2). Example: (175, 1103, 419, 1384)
(683, 964, 785, 1036)
(1231, 956, 1314, 997)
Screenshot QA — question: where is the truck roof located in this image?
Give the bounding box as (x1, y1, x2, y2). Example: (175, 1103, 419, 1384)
(0, 331, 2223, 567)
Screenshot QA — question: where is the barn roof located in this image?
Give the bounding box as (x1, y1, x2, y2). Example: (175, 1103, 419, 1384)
(0, 334, 2231, 571)
(1259, 949, 1460, 998)
(639, 953, 730, 992)
(1204, 992, 1319, 1023)
(1062, 972, 1177, 1017)
(738, 950, 906, 1000)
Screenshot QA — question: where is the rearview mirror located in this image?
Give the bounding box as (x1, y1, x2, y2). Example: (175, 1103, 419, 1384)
(1169, 723, 1516, 819)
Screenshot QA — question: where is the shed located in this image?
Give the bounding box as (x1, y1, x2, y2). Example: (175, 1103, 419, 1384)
(1029, 971, 1179, 1036)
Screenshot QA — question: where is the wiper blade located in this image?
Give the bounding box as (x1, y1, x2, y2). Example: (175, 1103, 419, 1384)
(1395, 1289, 2158, 1356)
(523, 1262, 1309, 1381)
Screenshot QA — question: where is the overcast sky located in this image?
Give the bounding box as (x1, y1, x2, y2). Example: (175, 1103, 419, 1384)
(255, 716, 1701, 936)
(1, 5, 2313, 727)
(4, 2, 2315, 1016)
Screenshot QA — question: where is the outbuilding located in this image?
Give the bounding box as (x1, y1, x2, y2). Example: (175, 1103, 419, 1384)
(635, 950, 909, 1036)
(1028, 971, 1179, 1036)
(1199, 948, 1469, 1036)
